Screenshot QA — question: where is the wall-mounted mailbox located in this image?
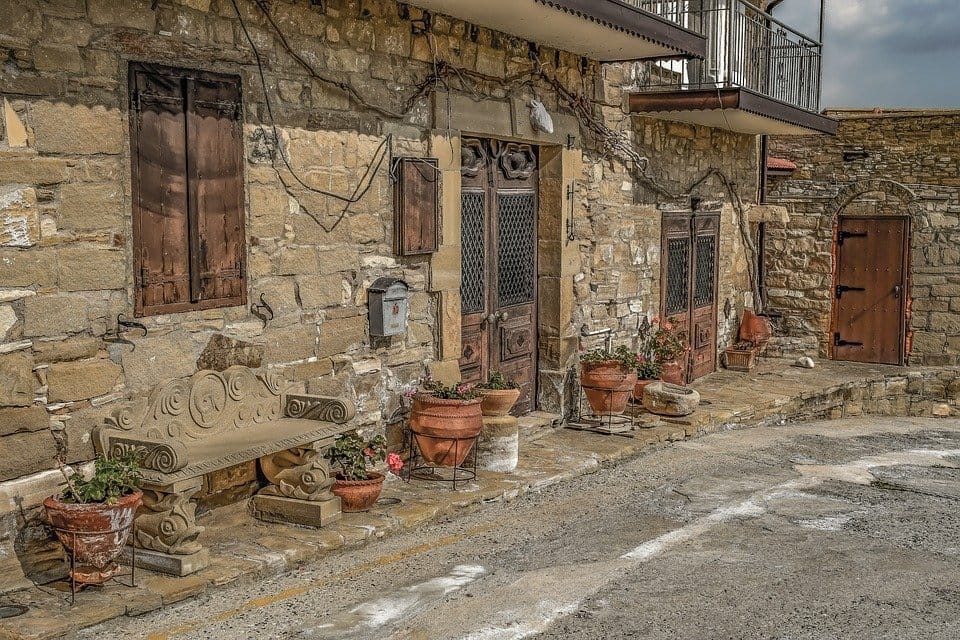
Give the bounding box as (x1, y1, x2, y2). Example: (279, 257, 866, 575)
(368, 277, 410, 337)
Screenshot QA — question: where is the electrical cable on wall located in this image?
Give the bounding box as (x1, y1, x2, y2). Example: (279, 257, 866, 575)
(234, 0, 765, 307)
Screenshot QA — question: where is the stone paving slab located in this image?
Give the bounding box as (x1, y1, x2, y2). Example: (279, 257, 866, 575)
(2, 358, 957, 639)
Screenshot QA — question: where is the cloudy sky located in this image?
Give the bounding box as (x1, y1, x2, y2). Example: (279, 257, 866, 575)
(774, 0, 960, 108)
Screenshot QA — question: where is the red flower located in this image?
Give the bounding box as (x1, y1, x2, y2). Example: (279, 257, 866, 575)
(386, 453, 404, 473)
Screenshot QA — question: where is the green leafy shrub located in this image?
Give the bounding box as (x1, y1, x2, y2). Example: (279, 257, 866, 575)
(636, 359, 663, 380)
(59, 451, 142, 504)
(422, 380, 480, 400)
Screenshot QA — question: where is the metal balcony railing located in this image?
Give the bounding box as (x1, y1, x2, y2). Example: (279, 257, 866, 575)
(628, 0, 822, 112)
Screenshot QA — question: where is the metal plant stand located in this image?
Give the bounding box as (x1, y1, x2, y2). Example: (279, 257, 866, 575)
(567, 383, 638, 437)
(51, 522, 138, 605)
(403, 427, 479, 490)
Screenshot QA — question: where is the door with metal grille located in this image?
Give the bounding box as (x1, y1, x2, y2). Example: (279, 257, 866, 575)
(459, 139, 538, 413)
(660, 211, 719, 382)
(832, 216, 909, 365)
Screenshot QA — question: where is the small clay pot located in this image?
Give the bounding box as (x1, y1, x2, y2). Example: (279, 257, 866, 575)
(659, 360, 686, 386)
(410, 395, 483, 466)
(43, 491, 142, 586)
(332, 473, 385, 512)
(580, 360, 638, 415)
(633, 378, 657, 401)
(477, 388, 521, 416)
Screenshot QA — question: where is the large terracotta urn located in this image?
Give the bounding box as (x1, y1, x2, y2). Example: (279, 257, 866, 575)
(332, 473, 385, 512)
(739, 309, 773, 346)
(410, 394, 483, 467)
(580, 361, 638, 415)
(43, 491, 142, 586)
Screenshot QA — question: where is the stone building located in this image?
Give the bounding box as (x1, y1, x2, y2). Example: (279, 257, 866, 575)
(0, 0, 831, 591)
(765, 110, 960, 366)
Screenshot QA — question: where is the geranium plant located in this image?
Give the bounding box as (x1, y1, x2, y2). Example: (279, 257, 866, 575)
(422, 379, 480, 400)
(56, 451, 141, 505)
(325, 432, 388, 481)
(640, 316, 688, 363)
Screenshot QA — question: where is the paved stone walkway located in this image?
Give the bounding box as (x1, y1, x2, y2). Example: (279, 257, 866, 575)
(2, 358, 956, 640)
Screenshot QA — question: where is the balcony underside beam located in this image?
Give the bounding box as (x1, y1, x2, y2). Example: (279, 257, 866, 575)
(628, 88, 838, 135)
(406, 0, 706, 61)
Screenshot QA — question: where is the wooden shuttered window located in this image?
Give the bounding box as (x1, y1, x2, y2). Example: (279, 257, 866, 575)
(130, 62, 247, 317)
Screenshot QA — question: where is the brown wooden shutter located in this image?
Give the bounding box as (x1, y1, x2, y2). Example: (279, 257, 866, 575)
(131, 65, 191, 315)
(186, 72, 246, 309)
(393, 157, 439, 255)
(131, 63, 246, 316)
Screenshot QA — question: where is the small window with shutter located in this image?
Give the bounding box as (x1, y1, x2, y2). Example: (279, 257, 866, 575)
(129, 62, 247, 317)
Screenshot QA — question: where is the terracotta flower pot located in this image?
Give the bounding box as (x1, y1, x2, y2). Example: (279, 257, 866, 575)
(659, 360, 686, 386)
(410, 394, 483, 467)
(43, 491, 142, 586)
(332, 473, 385, 512)
(740, 310, 773, 346)
(477, 388, 521, 416)
(580, 360, 638, 415)
(633, 378, 657, 401)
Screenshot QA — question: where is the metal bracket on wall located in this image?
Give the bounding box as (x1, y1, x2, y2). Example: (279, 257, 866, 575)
(105, 314, 147, 351)
(566, 182, 576, 243)
(251, 293, 274, 328)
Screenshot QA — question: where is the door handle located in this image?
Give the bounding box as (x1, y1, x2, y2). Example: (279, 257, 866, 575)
(892, 285, 902, 299)
(482, 313, 497, 327)
(497, 310, 509, 322)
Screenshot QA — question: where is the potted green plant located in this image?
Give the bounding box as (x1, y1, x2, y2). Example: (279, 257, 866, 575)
(410, 380, 482, 467)
(326, 432, 401, 512)
(475, 371, 521, 416)
(579, 344, 639, 415)
(724, 340, 760, 372)
(43, 452, 142, 587)
(633, 357, 663, 400)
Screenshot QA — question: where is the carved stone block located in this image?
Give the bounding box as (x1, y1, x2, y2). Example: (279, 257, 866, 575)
(251, 494, 342, 528)
(122, 547, 210, 578)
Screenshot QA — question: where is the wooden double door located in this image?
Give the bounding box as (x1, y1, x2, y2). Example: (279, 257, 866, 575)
(661, 211, 720, 382)
(459, 139, 539, 414)
(832, 216, 909, 365)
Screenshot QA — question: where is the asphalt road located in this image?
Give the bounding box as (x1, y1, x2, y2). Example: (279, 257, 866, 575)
(80, 417, 960, 640)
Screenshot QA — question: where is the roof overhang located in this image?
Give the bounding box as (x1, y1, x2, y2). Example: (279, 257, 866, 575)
(406, 0, 706, 61)
(628, 87, 838, 135)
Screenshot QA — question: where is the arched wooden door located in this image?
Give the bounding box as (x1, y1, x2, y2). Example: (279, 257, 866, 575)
(458, 139, 539, 413)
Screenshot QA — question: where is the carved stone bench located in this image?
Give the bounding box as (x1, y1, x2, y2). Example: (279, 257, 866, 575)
(92, 366, 356, 576)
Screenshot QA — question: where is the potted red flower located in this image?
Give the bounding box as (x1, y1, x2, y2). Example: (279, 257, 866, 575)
(326, 432, 403, 512)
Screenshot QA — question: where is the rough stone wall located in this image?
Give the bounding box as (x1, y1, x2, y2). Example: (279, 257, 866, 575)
(0, 0, 761, 591)
(766, 111, 960, 364)
(575, 60, 758, 355)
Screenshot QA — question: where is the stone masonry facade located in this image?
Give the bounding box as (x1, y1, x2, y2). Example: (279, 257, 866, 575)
(0, 0, 760, 591)
(766, 110, 960, 363)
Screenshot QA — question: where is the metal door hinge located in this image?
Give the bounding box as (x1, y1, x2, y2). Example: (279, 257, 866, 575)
(834, 332, 863, 347)
(835, 284, 866, 299)
(838, 230, 867, 245)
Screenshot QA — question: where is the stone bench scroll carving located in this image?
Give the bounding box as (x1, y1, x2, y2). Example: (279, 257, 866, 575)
(92, 366, 356, 577)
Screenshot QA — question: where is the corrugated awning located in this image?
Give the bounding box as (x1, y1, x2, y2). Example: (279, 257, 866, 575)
(406, 0, 706, 61)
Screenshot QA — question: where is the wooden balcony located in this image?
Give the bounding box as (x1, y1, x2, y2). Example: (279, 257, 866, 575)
(627, 0, 837, 135)
(404, 0, 707, 61)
